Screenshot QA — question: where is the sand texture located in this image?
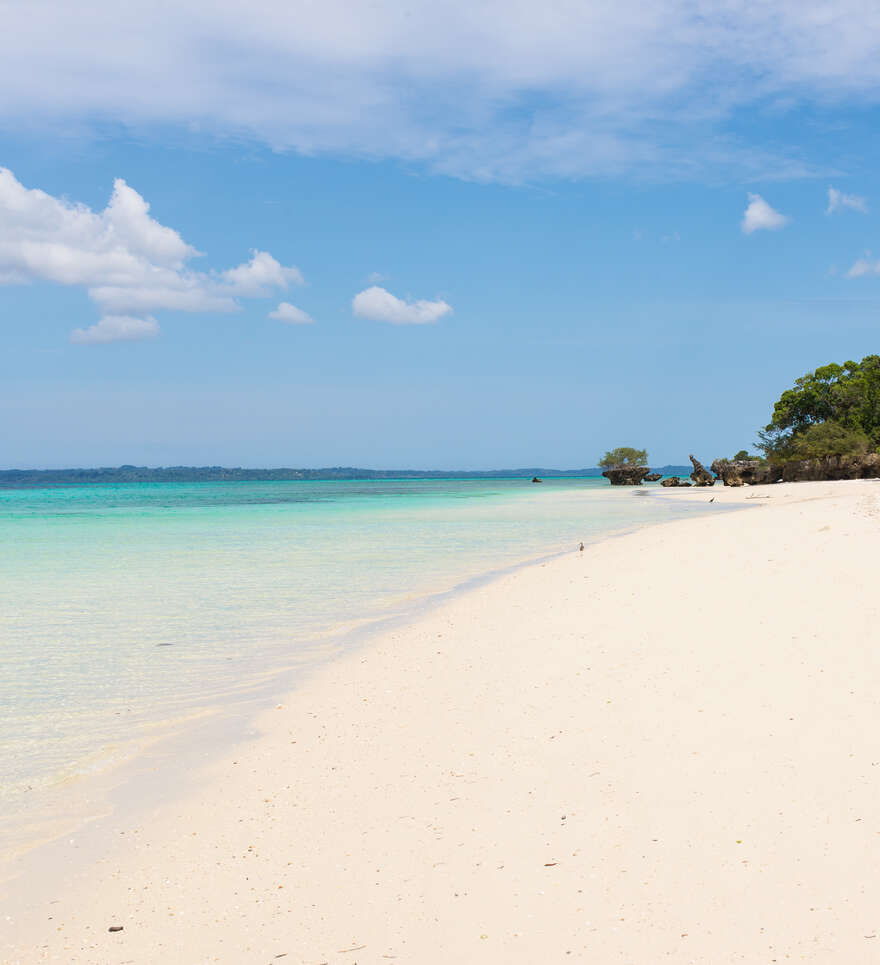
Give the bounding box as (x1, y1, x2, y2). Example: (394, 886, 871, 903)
(4, 479, 880, 964)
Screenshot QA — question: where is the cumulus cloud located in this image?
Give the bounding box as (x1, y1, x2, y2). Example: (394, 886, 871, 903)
(352, 286, 452, 325)
(69, 314, 160, 345)
(0, 168, 302, 343)
(741, 194, 789, 234)
(269, 301, 313, 324)
(827, 186, 867, 214)
(2, 3, 880, 181)
(223, 250, 304, 295)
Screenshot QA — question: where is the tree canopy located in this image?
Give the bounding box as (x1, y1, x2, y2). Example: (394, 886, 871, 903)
(599, 447, 648, 468)
(758, 355, 880, 460)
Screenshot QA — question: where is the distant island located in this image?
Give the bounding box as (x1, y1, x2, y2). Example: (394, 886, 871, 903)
(0, 465, 692, 488)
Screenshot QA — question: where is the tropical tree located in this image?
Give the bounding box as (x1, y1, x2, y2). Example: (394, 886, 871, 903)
(758, 354, 880, 460)
(598, 447, 648, 468)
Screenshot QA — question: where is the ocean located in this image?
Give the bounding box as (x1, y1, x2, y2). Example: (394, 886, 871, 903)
(0, 477, 705, 854)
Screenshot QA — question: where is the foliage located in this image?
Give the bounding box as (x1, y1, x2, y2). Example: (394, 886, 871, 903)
(758, 355, 880, 460)
(733, 449, 750, 461)
(783, 421, 871, 460)
(599, 447, 648, 468)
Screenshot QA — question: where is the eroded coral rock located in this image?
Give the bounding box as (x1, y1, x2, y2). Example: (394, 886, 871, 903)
(689, 454, 715, 487)
(780, 452, 880, 482)
(601, 466, 651, 486)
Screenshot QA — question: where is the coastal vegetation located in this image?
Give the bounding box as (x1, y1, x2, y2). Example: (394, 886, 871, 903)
(757, 355, 880, 462)
(598, 447, 648, 468)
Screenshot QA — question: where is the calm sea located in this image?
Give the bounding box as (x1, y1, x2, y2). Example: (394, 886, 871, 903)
(0, 477, 703, 850)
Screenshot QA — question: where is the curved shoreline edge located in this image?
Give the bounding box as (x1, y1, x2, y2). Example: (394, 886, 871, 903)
(5, 480, 879, 963)
(0, 486, 719, 886)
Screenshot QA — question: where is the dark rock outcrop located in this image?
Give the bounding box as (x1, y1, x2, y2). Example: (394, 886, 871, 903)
(689, 454, 715, 487)
(531, 476, 542, 483)
(710, 458, 780, 487)
(602, 466, 651, 486)
(660, 476, 681, 487)
(644, 473, 662, 482)
(779, 452, 880, 482)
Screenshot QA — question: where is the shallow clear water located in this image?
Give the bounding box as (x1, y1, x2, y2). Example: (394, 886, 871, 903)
(0, 477, 701, 814)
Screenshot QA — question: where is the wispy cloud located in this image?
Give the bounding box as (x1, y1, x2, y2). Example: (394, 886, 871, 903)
(846, 255, 880, 278)
(741, 194, 789, 234)
(69, 314, 160, 345)
(2, 3, 880, 182)
(352, 286, 452, 325)
(827, 186, 867, 215)
(269, 302, 313, 325)
(0, 168, 302, 343)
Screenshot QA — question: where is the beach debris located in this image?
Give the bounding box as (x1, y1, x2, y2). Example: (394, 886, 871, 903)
(544, 862, 557, 866)
(337, 946, 366, 953)
(108, 925, 124, 932)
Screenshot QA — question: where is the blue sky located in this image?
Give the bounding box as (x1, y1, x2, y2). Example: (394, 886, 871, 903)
(3, 1, 880, 469)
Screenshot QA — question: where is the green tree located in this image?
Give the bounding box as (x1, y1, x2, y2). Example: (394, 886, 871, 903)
(599, 447, 648, 468)
(785, 421, 871, 460)
(759, 355, 880, 460)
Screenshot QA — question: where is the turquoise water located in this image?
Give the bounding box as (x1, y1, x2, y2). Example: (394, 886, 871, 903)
(0, 477, 703, 832)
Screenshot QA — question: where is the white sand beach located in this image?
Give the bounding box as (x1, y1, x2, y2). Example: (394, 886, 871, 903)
(4, 479, 880, 964)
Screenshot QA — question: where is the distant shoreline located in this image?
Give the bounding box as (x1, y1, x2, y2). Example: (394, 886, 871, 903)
(0, 465, 691, 487)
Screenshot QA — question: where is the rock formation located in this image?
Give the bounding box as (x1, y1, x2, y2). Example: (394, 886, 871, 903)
(779, 452, 880, 482)
(644, 473, 662, 482)
(689, 454, 715, 487)
(660, 476, 681, 487)
(710, 458, 780, 487)
(602, 466, 651, 485)
(710, 452, 879, 486)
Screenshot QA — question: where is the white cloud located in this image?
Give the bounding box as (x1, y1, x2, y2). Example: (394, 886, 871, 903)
(352, 286, 452, 325)
(269, 301, 313, 324)
(223, 250, 304, 295)
(846, 255, 880, 278)
(741, 194, 789, 234)
(69, 314, 160, 345)
(827, 186, 867, 214)
(2, 3, 880, 181)
(0, 168, 302, 342)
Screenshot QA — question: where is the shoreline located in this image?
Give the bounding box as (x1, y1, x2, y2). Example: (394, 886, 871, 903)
(5, 479, 880, 963)
(1, 489, 719, 892)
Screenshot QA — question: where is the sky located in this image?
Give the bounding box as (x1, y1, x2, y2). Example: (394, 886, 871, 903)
(3, 0, 880, 470)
